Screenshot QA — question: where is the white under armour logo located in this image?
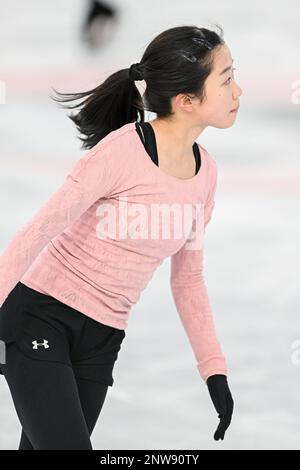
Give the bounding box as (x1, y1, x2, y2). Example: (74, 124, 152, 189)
(32, 340, 49, 349)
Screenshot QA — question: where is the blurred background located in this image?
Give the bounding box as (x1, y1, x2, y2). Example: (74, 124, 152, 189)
(0, 0, 299, 450)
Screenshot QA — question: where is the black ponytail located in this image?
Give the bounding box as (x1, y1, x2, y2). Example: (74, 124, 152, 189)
(50, 24, 224, 150)
(50, 68, 144, 150)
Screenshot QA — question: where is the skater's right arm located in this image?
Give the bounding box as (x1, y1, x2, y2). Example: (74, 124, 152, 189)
(0, 140, 123, 308)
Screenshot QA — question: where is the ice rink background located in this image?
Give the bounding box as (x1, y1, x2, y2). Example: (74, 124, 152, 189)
(0, 0, 300, 450)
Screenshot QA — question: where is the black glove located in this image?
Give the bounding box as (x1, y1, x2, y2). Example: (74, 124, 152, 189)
(206, 374, 234, 441)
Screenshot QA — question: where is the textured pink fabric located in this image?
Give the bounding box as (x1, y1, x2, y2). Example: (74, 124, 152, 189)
(0, 121, 227, 381)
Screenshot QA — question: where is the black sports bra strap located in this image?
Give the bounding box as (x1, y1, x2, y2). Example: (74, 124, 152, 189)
(135, 121, 201, 174)
(140, 122, 158, 165)
(135, 121, 145, 144)
(193, 142, 201, 173)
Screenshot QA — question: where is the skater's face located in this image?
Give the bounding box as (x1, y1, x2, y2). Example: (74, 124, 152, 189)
(173, 43, 243, 129)
(196, 43, 243, 128)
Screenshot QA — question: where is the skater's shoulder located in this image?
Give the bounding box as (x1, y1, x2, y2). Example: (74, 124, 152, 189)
(196, 143, 217, 169)
(93, 122, 139, 152)
(75, 122, 141, 179)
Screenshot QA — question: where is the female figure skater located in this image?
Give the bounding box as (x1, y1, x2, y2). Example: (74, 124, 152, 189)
(0, 24, 242, 449)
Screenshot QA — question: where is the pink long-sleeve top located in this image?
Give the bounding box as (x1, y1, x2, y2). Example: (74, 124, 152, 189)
(0, 121, 227, 382)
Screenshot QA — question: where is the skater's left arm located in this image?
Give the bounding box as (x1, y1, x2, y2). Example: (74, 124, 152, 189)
(170, 156, 233, 440)
(170, 156, 227, 381)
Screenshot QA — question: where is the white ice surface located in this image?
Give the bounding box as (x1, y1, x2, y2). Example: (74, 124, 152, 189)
(0, 0, 300, 450)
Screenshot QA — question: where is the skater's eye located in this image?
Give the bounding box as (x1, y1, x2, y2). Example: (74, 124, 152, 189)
(224, 68, 236, 85)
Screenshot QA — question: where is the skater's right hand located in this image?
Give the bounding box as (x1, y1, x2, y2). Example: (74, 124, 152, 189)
(206, 374, 234, 441)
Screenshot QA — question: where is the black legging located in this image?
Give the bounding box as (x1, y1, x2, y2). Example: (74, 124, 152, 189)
(2, 341, 108, 450)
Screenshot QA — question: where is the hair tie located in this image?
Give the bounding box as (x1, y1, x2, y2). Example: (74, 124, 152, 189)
(129, 63, 143, 81)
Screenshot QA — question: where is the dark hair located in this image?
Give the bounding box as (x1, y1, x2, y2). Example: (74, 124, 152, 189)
(50, 24, 225, 150)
